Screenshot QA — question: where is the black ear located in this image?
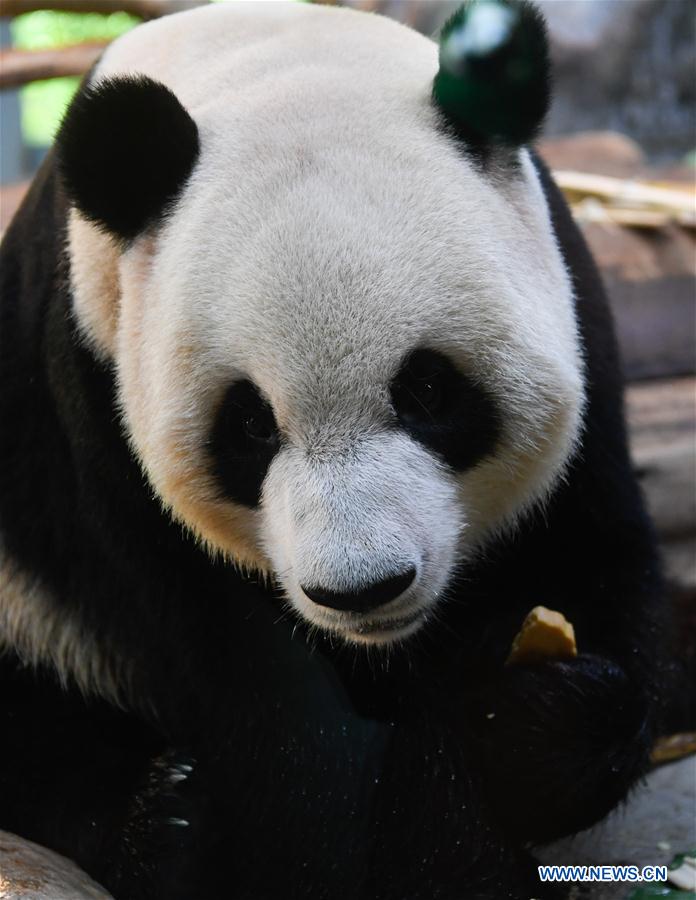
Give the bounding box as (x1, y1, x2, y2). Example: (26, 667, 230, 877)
(432, 0, 550, 152)
(56, 75, 200, 241)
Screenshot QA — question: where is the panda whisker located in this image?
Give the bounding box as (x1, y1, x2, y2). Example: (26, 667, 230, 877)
(272, 607, 293, 627)
(403, 385, 437, 424)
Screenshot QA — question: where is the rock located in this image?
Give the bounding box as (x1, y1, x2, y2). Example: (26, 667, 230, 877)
(0, 831, 112, 900)
(539, 756, 696, 900)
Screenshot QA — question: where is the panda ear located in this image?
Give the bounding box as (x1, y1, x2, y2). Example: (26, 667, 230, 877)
(432, 0, 550, 153)
(56, 75, 200, 241)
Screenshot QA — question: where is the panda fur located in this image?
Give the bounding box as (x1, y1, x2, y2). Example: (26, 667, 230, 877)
(0, 2, 662, 899)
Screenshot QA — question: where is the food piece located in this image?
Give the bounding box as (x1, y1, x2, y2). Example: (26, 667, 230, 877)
(651, 731, 696, 765)
(506, 606, 577, 665)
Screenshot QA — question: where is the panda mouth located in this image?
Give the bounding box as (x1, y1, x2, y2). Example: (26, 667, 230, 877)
(340, 607, 426, 641)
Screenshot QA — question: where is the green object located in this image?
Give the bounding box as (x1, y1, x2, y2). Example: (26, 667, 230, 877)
(11, 10, 138, 50)
(10, 10, 139, 148)
(19, 77, 79, 147)
(432, 0, 549, 145)
(628, 887, 692, 899)
(628, 850, 696, 899)
(669, 850, 696, 869)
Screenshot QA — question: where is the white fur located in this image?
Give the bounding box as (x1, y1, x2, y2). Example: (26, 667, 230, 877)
(0, 547, 129, 704)
(262, 432, 462, 644)
(68, 2, 585, 644)
(67, 210, 120, 360)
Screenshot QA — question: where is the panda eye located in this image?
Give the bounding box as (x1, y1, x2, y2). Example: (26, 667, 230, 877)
(223, 381, 278, 448)
(243, 412, 277, 445)
(390, 348, 501, 472)
(209, 379, 280, 508)
(390, 353, 448, 422)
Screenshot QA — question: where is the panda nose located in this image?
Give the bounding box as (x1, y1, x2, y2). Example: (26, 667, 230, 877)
(301, 567, 416, 614)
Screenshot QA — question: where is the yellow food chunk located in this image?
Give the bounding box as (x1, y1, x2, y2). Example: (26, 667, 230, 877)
(506, 606, 577, 665)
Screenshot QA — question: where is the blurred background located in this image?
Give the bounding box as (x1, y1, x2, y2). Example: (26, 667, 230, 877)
(1, 1, 695, 174)
(0, 2, 694, 895)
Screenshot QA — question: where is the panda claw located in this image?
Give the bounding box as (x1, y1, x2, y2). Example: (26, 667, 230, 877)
(164, 760, 194, 784)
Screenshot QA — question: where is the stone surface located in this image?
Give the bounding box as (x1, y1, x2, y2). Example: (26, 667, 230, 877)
(0, 832, 112, 900)
(539, 756, 696, 899)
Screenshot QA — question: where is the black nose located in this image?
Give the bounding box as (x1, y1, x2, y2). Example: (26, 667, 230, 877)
(301, 567, 416, 614)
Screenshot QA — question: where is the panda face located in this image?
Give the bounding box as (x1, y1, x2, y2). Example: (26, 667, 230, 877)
(64, 2, 584, 645)
(106, 146, 582, 645)
(205, 348, 500, 642)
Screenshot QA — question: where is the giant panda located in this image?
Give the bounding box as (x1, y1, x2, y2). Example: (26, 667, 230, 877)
(0, 1, 663, 898)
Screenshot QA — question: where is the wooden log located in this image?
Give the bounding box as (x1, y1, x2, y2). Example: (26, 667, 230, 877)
(0, 0, 206, 18)
(572, 201, 694, 230)
(539, 131, 648, 180)
(554, 169, 695, 216)
(581, 221, 696, 380)
(627, 376, 696, 589)
(0, 43, 106, 89)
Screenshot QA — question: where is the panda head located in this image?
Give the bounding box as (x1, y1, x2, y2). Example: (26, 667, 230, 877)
(57, 0, 583, 646)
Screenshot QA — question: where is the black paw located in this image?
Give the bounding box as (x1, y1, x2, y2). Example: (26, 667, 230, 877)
(463, 655, 653, 842)
(102, 752, 198, 900)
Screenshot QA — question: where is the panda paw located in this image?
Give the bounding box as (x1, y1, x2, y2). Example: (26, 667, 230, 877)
(463, 654, 652, 841)
(103, 752, 199, 899)
(132, 751, 197, 835)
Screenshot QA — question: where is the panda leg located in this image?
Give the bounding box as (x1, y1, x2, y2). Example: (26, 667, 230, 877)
(0, 659, 186, 896)
(459, 654, 653, 843)
(363, 717, 568, 900)
(368, 843, 565, 900)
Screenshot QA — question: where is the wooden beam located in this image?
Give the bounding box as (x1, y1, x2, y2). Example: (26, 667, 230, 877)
(555, 169, 695, 222)
(0, 43, 106, 88)
(0, 0, 206, 19)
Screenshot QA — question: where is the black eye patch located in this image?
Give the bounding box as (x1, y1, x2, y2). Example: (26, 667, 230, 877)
(390, 348, 500, 471)
(209, 380, 280, 508)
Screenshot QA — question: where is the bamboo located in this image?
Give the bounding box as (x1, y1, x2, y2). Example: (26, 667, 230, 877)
(554, 169, 695, 214)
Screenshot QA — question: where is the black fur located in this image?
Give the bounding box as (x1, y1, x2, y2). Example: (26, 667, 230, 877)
(213, 345, 501, 510)
(0, 78, 663, 900)
(433, 0, 550, 153)
(209, 380, 281, 508)
(390, 348, 501, 472)
(56, 76, 199, 241)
